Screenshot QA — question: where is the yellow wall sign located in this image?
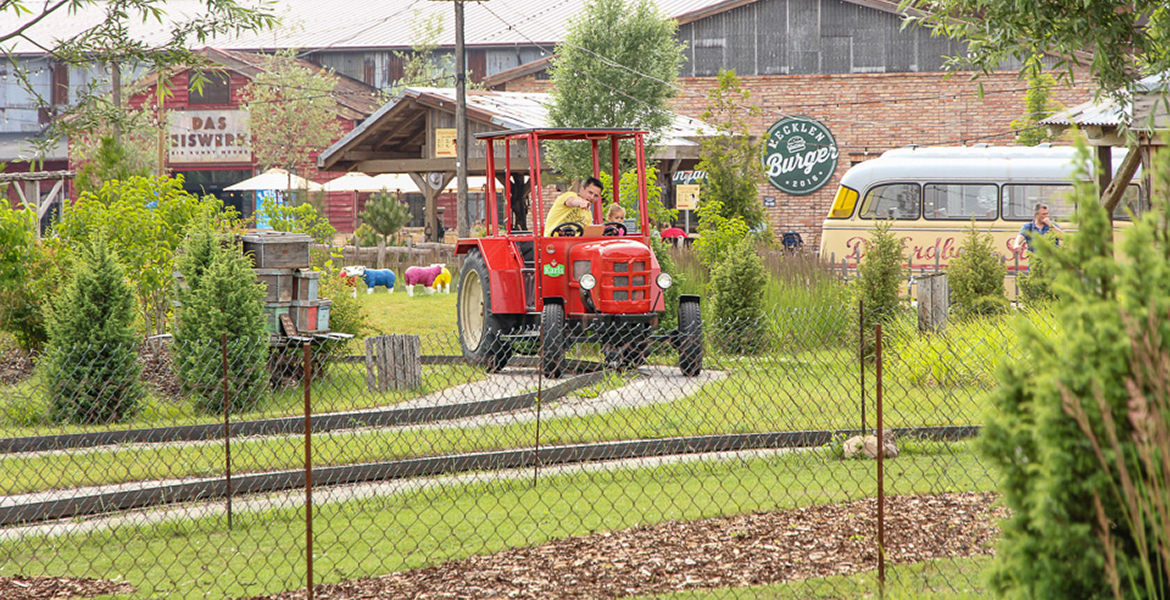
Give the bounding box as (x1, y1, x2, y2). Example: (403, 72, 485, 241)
(435, 128, 457, 158)
(676, 184, 700, 210)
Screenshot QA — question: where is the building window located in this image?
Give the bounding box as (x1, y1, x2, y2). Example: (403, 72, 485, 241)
(190, 72, 231, 105)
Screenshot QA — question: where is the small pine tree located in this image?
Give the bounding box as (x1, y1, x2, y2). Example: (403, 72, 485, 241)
(709, 237, 769, 354)
(45, 237, 143, 424)
(948, 222, 1008, 319)
(359, 191, 411, 268)
(855, 220, 905, 324)
(1017, 252, 1057, 305)
(174, 233, 268, 414)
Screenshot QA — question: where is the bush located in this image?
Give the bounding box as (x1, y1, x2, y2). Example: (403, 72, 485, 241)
(978, 141, 1170, 597)
(948, 222, 1008, 320)
(174, 232, 269, 414)
(649, 236, 682, 332)
(0, 207, 70, 352)
(855, 219, 905, 325)
(709, 237, 769, 353)
(1017, 252, 1057, 305)
(318, 269, 374, 338)
(45, 237, 143, 424)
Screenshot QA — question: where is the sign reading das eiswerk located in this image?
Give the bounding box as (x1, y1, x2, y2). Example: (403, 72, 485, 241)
(762, 116, 838, 195)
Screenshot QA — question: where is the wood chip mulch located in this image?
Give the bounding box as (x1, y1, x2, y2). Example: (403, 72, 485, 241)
(138, 341, 182, 400)
(246, 491, 1004, 600)
(0, 347, 35, 385)
(0, 575, 135, 600)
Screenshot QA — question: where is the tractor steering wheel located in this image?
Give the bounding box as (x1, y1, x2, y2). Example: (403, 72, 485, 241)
(551, 222, 585, 237)
(603, 221, 627, 236)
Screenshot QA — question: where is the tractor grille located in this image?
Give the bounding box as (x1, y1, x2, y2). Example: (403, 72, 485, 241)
(608, 260, 648, 303)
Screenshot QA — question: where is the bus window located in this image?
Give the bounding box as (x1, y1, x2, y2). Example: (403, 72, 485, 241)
(923, 183, 997, 220)
(829, 186, 860, 218)
(1112, 184, 1144, 221)
(1002, 184, 1076, 221)
(858, 183, 920, 220)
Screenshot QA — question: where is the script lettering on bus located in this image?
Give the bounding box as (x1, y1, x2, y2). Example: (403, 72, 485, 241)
(845, 235, 1017, 268)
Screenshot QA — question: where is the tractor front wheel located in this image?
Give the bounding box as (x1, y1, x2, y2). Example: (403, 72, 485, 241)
(541, 302, 567, 378)
(678, 299, 703, 377)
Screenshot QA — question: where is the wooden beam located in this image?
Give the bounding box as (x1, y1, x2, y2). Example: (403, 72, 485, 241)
(355, 158, 487, 174)
(38, 179, 64, 220)
(0, 170, 76, 183)
(1102, 146, 1143, 214)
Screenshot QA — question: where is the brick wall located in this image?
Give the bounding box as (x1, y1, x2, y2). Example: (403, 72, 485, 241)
(501, 69, 1095, 249)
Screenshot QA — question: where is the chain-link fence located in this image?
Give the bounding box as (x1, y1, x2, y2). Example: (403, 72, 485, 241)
(0, 305, 1056, 599)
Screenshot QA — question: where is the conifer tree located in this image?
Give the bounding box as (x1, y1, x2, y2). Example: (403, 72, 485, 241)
(855, 220, 905, 325)
(948, 222, 1008, 319)
(174, 233, 268, 414)
(710, 237, 769, 354)
(45, 237, 143, 424)
(359, 191, 411, 268)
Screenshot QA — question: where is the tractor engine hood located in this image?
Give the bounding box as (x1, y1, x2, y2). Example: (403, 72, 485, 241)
(568, 239, 657, 314)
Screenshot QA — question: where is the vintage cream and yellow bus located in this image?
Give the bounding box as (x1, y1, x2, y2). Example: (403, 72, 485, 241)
(819, 145, 1143, 281)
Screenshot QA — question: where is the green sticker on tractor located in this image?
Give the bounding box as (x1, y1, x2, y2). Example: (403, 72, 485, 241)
(543, 263, 565, 277)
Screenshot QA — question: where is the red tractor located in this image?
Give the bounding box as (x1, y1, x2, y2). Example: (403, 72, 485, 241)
(455, 128, 703, 378)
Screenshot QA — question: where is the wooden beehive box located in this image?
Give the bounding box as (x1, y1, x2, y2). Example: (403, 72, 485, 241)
(241, 232, 312, 269)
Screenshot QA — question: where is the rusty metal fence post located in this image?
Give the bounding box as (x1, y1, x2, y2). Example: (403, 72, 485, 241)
(304, 341, 314, 600)
(222, 332, 233, 530)
(876, 322, 886, 593)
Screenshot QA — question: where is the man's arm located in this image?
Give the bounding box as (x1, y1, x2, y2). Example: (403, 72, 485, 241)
(562, 193, 589, 209)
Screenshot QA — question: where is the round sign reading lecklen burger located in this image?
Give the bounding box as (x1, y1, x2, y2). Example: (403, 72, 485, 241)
(762, 116, 839, 195)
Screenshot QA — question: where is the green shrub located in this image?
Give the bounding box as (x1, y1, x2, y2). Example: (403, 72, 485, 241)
(978, 140, 1170, 598)
(318, 268, 374, 338)
(45, 237, 143, 424)
(0, 208, 70, 352)
(709, 237, 769, 353)
(1017, 252, 1057, 305)
(174, 232, 269, 414)
(855, 219, 905, 325)
(948, 222, 1008, 320)
(649, 236, 682, 332)
(262, 195, 336, 245)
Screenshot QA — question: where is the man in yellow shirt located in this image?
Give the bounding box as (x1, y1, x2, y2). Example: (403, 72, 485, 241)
(543, 177, 604, 237)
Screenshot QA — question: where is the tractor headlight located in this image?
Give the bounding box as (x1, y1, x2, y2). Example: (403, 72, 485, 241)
(656, 272, 673, 290)
(579, 273, 597, 290)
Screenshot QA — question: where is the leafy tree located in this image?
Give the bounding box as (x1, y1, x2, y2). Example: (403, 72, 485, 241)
(948, 223, 1008, 320)
(2, 1, 276, 153)
(55, 175, 239, 335)
(240, 49, 342, 179)
(855, 220, 905, 325)
(174, 232, 268, 415)
(72, 128, 158, 194)
(695, 70, 766, 229)
(709, 237, 769, 354)
(0, 206, 71, 352)
(261, 195, 337, 245)
(692, 198, 751, 268)
(45, 237, 143, 424)
(1009, 56, 1064, 147)
(386, 12, 455, 96)
(978, 140, 1170, 597)
(359, 191, 411, 268)
(900, 0, 1170, 104)
(598, 166, 676, 228)
(546, 0, 686, 181)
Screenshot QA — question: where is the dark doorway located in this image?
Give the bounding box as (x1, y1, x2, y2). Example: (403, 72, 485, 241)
(176, 169, 254, 219)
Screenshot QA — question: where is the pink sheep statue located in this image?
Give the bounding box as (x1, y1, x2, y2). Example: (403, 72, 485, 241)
(403, 263, 451, 296)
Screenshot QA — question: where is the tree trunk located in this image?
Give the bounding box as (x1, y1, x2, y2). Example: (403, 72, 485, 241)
(377, 239, 386, 270)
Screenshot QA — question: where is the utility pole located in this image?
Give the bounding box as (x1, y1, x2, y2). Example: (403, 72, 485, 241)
(454, 0, 470, 240)
(434, 0, 477, 241)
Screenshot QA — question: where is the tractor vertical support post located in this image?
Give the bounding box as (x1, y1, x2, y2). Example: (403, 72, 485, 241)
(304, 342, 314, 600)
(875, 323, 886, 590)
(485, 139, 497, 235)
(635, 135, 649, 235)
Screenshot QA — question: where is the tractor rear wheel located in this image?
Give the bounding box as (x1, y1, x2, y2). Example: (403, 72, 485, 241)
(457, 250, 513, 371)
(541, 302, 567, 378)
(678, 299, 703, 377)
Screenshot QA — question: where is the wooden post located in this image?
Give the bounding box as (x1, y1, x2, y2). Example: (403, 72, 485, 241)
(917, 272, 949, 333)
(364, 335, 422, 392)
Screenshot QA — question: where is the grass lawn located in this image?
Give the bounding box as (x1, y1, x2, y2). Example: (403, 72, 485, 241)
(1, 445, 995, 600)
(359, 285, 460, 345)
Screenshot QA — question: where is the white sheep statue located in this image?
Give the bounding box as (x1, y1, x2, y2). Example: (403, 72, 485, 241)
(402, 264, 451, 296)
(340, 265, 395, 297)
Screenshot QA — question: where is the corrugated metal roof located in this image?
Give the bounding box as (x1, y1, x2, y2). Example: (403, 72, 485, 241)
(4, 0, 736, 55)
(1040, 96, 1129, 127)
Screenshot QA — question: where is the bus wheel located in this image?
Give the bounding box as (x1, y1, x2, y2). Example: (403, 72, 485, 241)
(457, 250, 513, 371)
(678, 299, 703, 377)
(541, 303, 567, 379)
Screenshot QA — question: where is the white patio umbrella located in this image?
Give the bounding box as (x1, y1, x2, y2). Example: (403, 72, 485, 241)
(370, 173, 423, 193)
(225, 168, 323, 192)
(322, 172, 384, 192)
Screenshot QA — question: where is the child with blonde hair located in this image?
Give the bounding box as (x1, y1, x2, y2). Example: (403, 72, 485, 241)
(605, 203, 626, 222)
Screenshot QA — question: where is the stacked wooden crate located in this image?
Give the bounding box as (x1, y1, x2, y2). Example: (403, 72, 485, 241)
(242, 232, 331, 336)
